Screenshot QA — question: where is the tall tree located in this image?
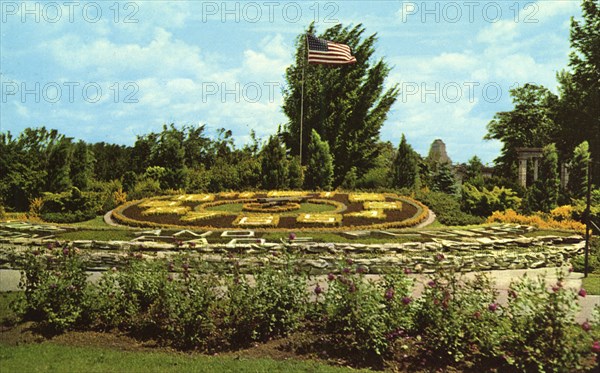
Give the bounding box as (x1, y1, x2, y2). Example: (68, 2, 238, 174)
(526, 144, 560, 212)
(390, 134, 419, 189)
(485, 84, 559, 179)
(556, 0, 600, 179)
(304, 130, 334, 190)
(567, 141, 591, 200)
(70, 141, 95, 190)
(282, 23, 399, 185)
(432, 162, 457, 195)
(261, 135, 289, 190)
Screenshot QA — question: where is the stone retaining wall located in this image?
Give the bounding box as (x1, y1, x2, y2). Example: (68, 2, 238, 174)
(0, 234, 585, 274)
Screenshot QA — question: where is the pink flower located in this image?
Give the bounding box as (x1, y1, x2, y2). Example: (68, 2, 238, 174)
(384, 288, 395, 300)
(427, 280, 436, 287)
(568, 266, 574, 273)
(473, 311, 481, 319)
(402, 296, 412, 305)
(404, 268, 412, 275)
(356, 266, 366, 274)
(592, 341, 600, 354)
(62, 248, 69, 256)
(488, 303, 498, 312)
(435, 253, 445, 261)
(582, 321, 591, 332)
(314, 284, 323, 295)
(552, 285, 560, 293)
(579, 288, 587, 297)
(345, 258, 354, 265)
(288, 233, 296, 240)
(327, 273, 335, 281)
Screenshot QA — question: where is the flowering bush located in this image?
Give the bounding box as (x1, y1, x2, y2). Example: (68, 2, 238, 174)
(501, 275, 596, 371)
(488, 209, 586, 233)
(12, 244, 88, 332)
(413, 268, 503, 365)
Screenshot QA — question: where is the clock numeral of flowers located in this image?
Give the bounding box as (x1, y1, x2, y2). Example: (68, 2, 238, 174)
(364, 201, 402, 210)
(346, 210, 387, 219)
(297, 213, 342, 225)
(141, 206, 190, 216)
(233, 214, 280, 227)
(139, 200, 182, 208)
(181, 211, 224, 222)
(173, 194, 215, 202)
(348, 193, 386, 202)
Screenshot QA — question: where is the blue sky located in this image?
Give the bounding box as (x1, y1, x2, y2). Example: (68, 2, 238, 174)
(0, 0, 582, 164)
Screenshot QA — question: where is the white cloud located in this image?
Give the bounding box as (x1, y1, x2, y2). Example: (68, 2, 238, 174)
(476, 20, 519, 44)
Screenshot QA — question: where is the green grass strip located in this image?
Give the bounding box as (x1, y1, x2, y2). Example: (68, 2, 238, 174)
(0, 343, 371, 373)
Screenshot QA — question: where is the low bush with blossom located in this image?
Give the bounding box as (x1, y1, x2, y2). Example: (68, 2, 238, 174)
(10, 248, 600, 370)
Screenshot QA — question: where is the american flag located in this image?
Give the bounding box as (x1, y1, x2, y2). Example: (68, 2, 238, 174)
(306, 34, 356, 65)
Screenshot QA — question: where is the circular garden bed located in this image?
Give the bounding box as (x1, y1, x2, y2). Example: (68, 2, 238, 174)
(112, 191, 429, 231)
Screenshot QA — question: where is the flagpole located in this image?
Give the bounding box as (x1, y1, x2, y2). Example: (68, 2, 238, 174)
(299, 35, 307, 165)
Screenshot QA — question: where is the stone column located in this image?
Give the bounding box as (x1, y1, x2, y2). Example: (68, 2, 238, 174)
(533, 158, 539, 181)
(518, 157, 528, 187)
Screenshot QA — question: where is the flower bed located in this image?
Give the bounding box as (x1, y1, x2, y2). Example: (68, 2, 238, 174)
(242, 202, 301, 213)
(346, 210, 387, 219)
(296, 213, 342, 226)
(364, 201, 402, 210)
(348, 193, 386, 202)
(173, 194, 215, 202)
(232, 214, 280, 227)
(113, 192, 429, 231)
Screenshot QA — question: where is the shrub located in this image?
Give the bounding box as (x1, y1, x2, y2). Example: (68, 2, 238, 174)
(501, 274, 595, 371)
(319, 264, 414, 362)
(413, 269, 504, 365)
(461, 183, 521, 217)
(488, 209, 586, 233)
(221, 259, 308, 344)
(12, 245, 88, 332)
(417, 190, 484, 226)
(147, 264, 219, 349)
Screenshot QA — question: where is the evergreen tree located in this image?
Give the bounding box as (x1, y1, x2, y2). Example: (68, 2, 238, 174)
(46, 138, 73, 193)
(261, 135, 289, 190)
(526, 144, 560, 212)
(70, 141, 95, 190)
(304, 130, 333, 190)
(390, 134, 419, 189)
(283, 23, 399, 185)
(567, 141, 590, 200)
(556, 0, 600, 179)
(432, 162, 457, 194)
(288, 156, 304, 189)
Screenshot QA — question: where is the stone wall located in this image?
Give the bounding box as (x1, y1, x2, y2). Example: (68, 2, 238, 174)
(0, 234, 585, 274)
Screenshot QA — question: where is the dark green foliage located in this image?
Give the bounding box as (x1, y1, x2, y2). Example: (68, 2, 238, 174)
(463, 155, 485, 188)
(567, 141, 590, 200)
(461, 183, 521, 217)
(304, 130, 334, 190)
(261, 135, 289, 190)
(12, 244, 89, 332)
(40, 187, 104, 223)
(70, 141, 95, 191)
(340, 166, 358, 190)
(485, 84, 559, 179)
(524, 144, 560, 213)
(283, 24, 399, 185)
(128, 178, 162, 201)
(287, 156, 304, 189)
(417, 190, 484, 226)
(555, 0, 600, 179)
(431, 162, 457, 194)
(390, 134, 419, 190)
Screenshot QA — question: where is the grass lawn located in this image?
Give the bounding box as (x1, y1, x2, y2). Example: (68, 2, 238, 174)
(69, 216, 119, 229)
(57, 229, 135, 241)
(0, 291, 19, 325)
(0, 343, 371, 373)
(582, 273, 600, 295)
